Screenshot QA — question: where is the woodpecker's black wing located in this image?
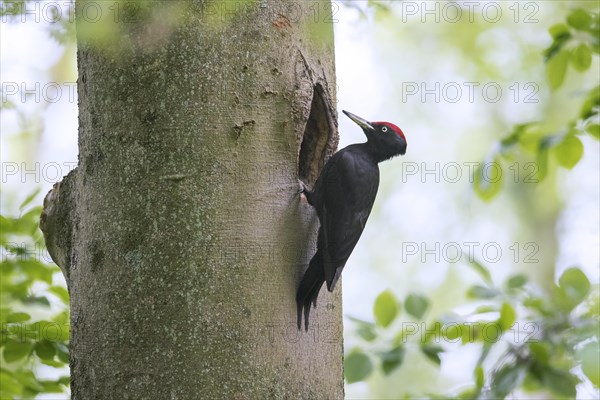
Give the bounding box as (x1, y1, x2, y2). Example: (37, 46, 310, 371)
(315, 146, 380, 291)
(296, 145, 379, 330)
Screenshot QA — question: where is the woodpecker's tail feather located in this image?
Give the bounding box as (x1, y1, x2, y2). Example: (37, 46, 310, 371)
(326, 266, 344, 292)
(296, 250, 325, 331)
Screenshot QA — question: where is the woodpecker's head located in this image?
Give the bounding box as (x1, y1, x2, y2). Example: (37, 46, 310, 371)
(343, 110, 407, 159)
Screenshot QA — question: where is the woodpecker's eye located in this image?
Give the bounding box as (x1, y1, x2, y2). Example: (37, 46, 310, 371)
(381, 126, 388, 132)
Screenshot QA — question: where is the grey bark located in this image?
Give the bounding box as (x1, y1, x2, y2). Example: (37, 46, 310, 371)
(40, 1, 342, 398)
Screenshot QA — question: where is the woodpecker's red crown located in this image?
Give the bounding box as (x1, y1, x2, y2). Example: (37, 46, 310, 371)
(372, 122, 406, 141)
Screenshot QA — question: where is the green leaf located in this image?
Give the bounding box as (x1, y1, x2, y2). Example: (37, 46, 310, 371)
(529, 342, 550, 366)
(373, 290, 399, 328)
(358, 325, 377, 342)
(443, 324, 462, 341)
(15, 206, 43, 235)
(40, 380, 67, 393)
(567, 8, 593, 30)
(405, 294, 430, 319)
(34, 340, 56, 361)
(578, 342, 600, 387)
(3, 340, 33, 362)
(40, 358, 64, 367)
(549, 23, 571, 39)
(6, 312, 31, 323)
(506, 274, 528, 289)
(24, 296, 50, 307)
(546, 50, 569, 90)
(473, 159, 503, 201)
(540, 367, 579, 397)
(442, 323, 482, 343)
(474, 305, 497, 314)
(523, 297, 550, 315)
(468, 259, 493, 285)
(55, 343, 69, 364)
(0, 369, 22, 396)
(345, 350, 373, 383)
(58, 375, 70, 386)
(571, 44, 592, 72)
(503, 123, 544, 153)
(380, 345, 406, 375)
(581, 86, 600, 119)
(480, 322, 502, 344)
(586, 124, 600, 140)
(346, 317, 378, 342)
(477, 343, 493, 367)
(500, 124, 527, 148)
(475, 365, 485, 389)
(421, 344, 443, 365)
(21, 259, 54, 284)
(522, 372, 544, 392)
(49, 286, 70, 304)
(19, 188, 41, 212)
(499, 303, 516, 330)
(13, 369, 44, 393)
(491, 364, 525, 398)
(34, 320, 70, 342)
(553, 134, 584, 169)
(544, 24, 571, 60)
(466, 285, 499, 299)
(558, 267, 590, 308)
(456, 388, 480, 400)
(536, 147, 549, 182)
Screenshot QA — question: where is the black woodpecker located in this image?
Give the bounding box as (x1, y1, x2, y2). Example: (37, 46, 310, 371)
(296, 110, 407, 331)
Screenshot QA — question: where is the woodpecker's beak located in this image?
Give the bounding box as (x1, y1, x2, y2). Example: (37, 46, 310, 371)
(343, 110, 374, 131)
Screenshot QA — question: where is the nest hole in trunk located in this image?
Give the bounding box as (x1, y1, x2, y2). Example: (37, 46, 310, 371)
(298, 84, 334, 187)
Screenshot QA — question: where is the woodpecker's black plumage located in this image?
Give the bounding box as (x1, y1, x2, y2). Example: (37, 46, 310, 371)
(297, 110, 407, 331)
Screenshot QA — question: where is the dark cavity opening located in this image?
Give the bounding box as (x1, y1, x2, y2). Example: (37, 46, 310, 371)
(298, 84, 333, 186)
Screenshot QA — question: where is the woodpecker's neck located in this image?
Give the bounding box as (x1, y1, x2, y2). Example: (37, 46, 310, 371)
(363, 140, 402, 163)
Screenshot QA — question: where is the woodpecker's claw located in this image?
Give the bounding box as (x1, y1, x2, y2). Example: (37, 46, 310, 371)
(298, 180, 309, 204)
(297, 180, 307, 194)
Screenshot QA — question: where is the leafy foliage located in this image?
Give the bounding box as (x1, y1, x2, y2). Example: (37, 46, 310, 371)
(345, 6, 600, 399)
(345, 349, 373, 383)
(404, 294, 429, 319)
(373, 290, 399, 328)
(473, 8, 599, 201)
(345, 267, 598, 399)
(1, 194, 70, 399)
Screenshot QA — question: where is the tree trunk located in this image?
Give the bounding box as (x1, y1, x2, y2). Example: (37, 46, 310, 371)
(40, 1, 342, 398)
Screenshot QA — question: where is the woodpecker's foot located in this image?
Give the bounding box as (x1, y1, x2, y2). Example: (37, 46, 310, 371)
(297, 179, 307, 194)
(298, 180, 309, 204)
